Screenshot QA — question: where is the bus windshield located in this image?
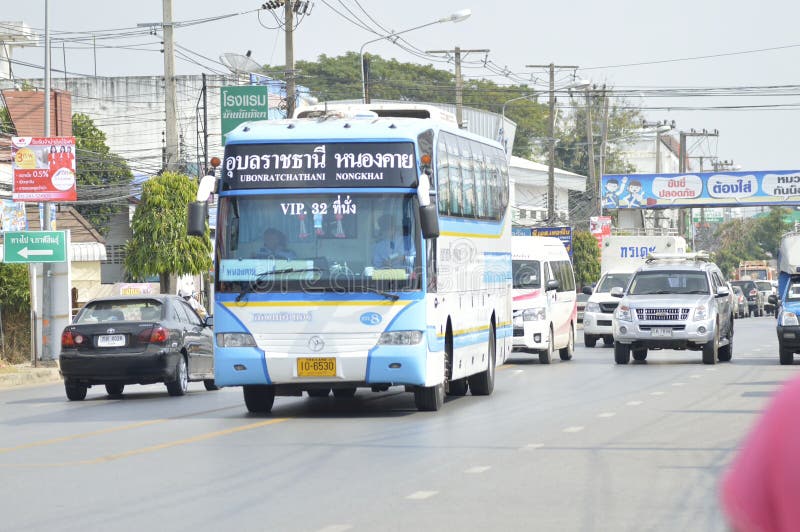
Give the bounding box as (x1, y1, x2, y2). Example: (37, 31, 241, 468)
(216, 192, 421, 292)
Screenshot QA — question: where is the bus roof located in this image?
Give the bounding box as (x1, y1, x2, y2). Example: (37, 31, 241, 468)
(224, 116, 504, 150)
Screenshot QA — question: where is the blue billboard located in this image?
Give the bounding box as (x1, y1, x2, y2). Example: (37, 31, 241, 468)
(601, 170, 800, 209)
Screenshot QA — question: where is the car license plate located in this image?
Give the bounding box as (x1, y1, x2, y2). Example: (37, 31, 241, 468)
(651, 328, 672, 337)
(297, 357, 336, 377)
(98, 334, 126, 347)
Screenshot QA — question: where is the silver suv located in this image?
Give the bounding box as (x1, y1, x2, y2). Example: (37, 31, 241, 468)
(610, 253, 734, 365)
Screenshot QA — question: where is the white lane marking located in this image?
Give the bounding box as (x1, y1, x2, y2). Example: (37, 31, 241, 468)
(650, 391, 665, 396)
(315, 526, 353, 532)
(690, 374, 702, 379)
(672, 382, 686, 386)
(753, 348, 763, 352)
(522, 443, 544, 450)
(464, 466, 491, 474)
(597, 412, 616, 418)
(563, 426, 584, 433)
(626, 401, 643, 406)
(406, 491, 438, 500)
(705, 368, 717, 372)
(513, 370, 525, 375)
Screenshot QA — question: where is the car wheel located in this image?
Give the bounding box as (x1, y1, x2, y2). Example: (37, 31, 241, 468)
(539, 327, 554, 364)
(632, 349, 647, 361)
(559, 325, 574, 361)
(333, 387, 357, 399)
(780, 345, 794, 365)
(702, 327, 719, 365)
(166, 355, 189, 396)
(65, 380, 87, 401)
(307, 389, 330, 398)
(470, 323, 496, 395)
(203, 379, 220, 391)
(614, 342, 631, 364)
(105, 383, 124, 396)
(603, 336, 614, 346)
(584, 333, 597, 348)
(243, 385, 275, 413)
(414, 382, 444, 411)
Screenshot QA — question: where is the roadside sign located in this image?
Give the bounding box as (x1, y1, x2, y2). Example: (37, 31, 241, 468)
(2, 231, 67, 263)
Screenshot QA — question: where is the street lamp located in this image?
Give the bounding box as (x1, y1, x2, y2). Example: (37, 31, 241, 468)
(498, 93, 537, 152)
(360, 9, 471, 103)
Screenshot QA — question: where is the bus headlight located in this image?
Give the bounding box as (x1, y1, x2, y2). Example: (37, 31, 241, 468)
(522, 308, 546, 321)
(216, 332, 257, 347)
(781, 312, 799, 326)
(379, 331, 423, 345)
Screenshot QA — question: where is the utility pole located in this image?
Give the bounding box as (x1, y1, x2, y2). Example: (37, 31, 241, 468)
(678, 129, 719, 239)
(161, 0, 179, 171)
(284, 0, 296, 117)
(584, 86, 597, 216)
(599, 86, 610, 216)
(526, 63, 579, 222)
(426, 47, 489, 128)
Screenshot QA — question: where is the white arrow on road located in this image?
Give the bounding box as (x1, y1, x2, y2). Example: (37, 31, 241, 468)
(18, 247, 54, 259)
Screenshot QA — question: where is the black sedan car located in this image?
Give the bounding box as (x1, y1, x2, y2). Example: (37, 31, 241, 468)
(60, 295, 215, 400)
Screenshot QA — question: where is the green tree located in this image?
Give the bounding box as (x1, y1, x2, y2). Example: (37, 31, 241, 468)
(0, 263, 31, 363)
(752, 207, 791, 259)
(72, 113, 133, 235)
(124, 172, 212, 294)
(572, 230, 601, 288)
(712, 218, 761, 278)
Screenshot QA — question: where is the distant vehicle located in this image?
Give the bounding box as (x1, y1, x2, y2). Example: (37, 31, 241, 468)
(730, 280, 765, 317)
(576, 292, 589, 323)
(512, 236, 577, 364)
(734, 260, 776, 281)
(755, 280, 776, 315)
(611, 252, 734, 365)
(731, 285, 747, 319)
(582, 270, 634, 348)
(774, 231, 800, 364)
(59, 295, 215, 400)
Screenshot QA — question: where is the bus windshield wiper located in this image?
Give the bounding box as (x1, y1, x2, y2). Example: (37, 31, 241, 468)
(235, 269, 321, 302)
(361, 285, 400, 301)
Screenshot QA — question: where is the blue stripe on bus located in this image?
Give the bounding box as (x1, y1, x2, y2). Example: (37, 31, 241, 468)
(213, 301, 272, 386)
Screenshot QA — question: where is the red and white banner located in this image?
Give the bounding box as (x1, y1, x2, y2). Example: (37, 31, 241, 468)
(12, 136, 77, 202)
(590, 216, 612, 249)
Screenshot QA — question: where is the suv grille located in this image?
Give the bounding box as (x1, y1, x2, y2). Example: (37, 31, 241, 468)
(600, 302, 619, 313)
(635, 307, 690, 321)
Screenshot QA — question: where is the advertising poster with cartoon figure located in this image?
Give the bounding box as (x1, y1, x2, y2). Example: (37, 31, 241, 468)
(11, 136, 77, 202)
(602, 169, 800, 208)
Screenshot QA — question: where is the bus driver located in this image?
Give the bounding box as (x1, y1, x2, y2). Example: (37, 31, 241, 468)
(372, 214, 414, 269)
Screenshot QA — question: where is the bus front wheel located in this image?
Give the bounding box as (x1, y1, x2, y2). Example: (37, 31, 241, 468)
(243, 385, 275, 413)
(414, 383, 444, 411)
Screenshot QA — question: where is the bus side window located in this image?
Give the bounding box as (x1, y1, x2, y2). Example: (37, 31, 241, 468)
(447, 134, 462, 216)
(459, 137, 475, 217)
(437, 135, 450, 215)
(473, 142, 487, 218)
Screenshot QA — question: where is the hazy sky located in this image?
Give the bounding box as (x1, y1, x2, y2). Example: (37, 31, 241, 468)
(5, 0, 800, 172)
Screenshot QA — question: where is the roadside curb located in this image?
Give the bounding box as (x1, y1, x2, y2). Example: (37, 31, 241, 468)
(0, 367, 62, 389)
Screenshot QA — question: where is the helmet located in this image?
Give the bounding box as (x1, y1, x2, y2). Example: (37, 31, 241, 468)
(177, 288, 192, 299)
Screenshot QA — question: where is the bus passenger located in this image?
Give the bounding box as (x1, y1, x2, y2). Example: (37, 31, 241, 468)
(256, 228, 296, 260)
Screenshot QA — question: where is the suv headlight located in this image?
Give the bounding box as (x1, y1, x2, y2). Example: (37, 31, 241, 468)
(781, 311, 799, 327)
(523, 307, 546, 321)
(379, 331, 423, 345)
(216, 332, 257, 347)
(693, 303, 709, 321)
(616, 304, 632, 322)
(586, 302, 601, 313)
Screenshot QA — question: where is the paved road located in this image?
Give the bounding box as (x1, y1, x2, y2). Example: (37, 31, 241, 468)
(0, 315, 793, 532)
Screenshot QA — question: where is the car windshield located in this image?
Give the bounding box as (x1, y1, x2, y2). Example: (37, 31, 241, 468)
(628, 270, 709, 295)
(75, 300, 163, 323)
(216, 193, 421, 293)
(788, 282, 800, 301)
(512, 260, 540, 289)
(596, 273, 632, 293)
(755, 281, 772, 291)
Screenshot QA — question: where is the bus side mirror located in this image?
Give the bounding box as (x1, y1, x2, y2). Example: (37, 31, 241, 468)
(417, 173, 439, 239)
(187, 202, 208, 237)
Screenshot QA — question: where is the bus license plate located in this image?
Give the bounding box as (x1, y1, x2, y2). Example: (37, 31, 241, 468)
(98, 334, 126, 347)
(651, 328, 672, 337)
(297, 357, 336, 377)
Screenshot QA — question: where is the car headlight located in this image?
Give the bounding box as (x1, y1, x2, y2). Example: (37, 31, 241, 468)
(586, 302, 601, 313)
(216, 332, 257, 347)
(693, 303, 709, 321)
(379, 331, 423, 345)
(513, 316, 523, 327)
(616, 304, 632, 321)
(522, 307, 546, 321)
(781, 312, 799, 326)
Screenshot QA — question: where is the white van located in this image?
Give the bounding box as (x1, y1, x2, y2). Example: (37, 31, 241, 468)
(581, 268, 635, 347)
(511, 236, 577, 363)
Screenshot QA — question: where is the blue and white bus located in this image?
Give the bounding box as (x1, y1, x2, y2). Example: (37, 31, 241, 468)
(193, 107, 512, 412)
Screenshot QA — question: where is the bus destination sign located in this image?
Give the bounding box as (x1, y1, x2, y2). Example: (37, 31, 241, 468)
(222, 142, 418, 190)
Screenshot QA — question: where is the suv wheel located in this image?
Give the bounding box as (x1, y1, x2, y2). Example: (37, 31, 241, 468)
(614, 342, 631, 364)
(702, 327, 718, 365)
(584, 333, 597, 348)
(779, 345, 794, 365)
(632, 348, 647, 362)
